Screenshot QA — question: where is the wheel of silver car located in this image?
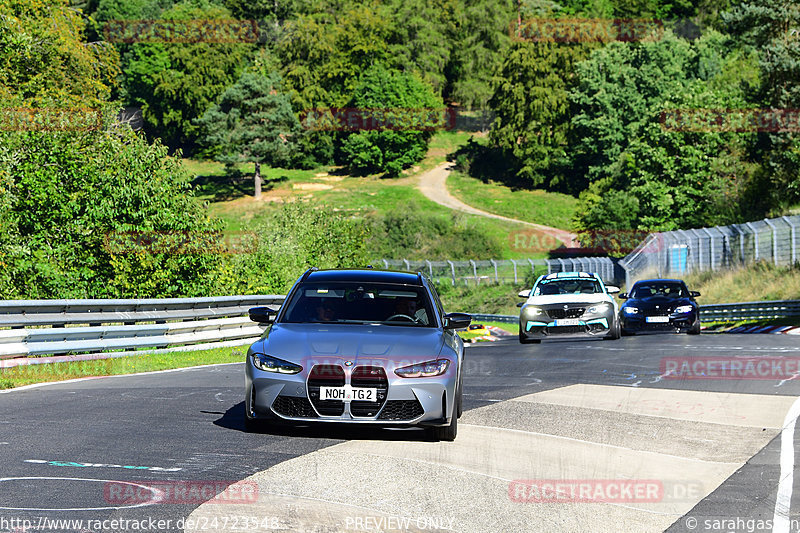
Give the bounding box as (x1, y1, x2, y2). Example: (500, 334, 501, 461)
(244, 386, 272, 432)
(456, 372, 463, 419)
(431, 411, 457, 441)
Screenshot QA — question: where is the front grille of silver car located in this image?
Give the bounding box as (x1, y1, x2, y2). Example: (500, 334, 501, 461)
(350, 366, 389, 417)
(307, 364, 346, 416)
(377, 400, 425, 420)
(547, 307, 586, 319)
(272, 396, 318, 418)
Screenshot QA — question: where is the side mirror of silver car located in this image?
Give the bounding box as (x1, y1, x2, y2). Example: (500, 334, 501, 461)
(444, 312, 471, 330)
(248, 307, 274, 324)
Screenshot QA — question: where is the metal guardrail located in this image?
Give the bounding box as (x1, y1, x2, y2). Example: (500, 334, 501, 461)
(2, 295, 796, 361)
(470, 313, 519, 324)
(699, 300, 800, 322)
(471, 300, 800, 325)
(0, 296, 285, 359)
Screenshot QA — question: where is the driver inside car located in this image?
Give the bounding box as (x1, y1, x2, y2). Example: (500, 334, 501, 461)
(391, 298, 428, 324)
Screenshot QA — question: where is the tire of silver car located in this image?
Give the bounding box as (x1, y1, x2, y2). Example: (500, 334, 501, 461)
(431, 409, 458, 441)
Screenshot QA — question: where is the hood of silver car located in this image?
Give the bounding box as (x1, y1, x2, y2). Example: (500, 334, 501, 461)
(252, 323, 446, 365)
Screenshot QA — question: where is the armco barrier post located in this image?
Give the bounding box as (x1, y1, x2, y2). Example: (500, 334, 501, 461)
(763, 218, 779, 266)
(783, 216, 797, 264)
(701, 227, 714, 270)
(447, 260, 455, 286)
(511, 259, 518, 284)
(745, 222, 759, 261)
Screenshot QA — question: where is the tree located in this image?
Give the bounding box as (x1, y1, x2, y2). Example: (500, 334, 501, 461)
(0, 0, 120, 107)
(276, 1, 395, 109)
(570, 31, 759, 231)
(122, 2, 255, 152)
(195, 71, 302, 198)
(387, 0, 452, 98)
(446, 0, 515, 109)
(338, 65, 445, 176)
(724, 0, 800, 207)
(489, 40, 594, 190)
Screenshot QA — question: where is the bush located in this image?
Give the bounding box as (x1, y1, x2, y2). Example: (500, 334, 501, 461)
(0, 125, 222, 299)
(367, 201, 503, 259)
(221, 203, 371, 294)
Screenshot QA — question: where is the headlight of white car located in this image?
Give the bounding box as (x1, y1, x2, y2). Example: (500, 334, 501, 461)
(523, 306, 544, 315)
(587, 303, 610, 314)
(674, 305, 694, 314)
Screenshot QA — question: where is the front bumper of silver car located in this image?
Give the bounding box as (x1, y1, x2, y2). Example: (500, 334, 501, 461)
(245, 354, 457, 427)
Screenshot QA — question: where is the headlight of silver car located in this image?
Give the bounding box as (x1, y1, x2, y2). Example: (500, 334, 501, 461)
(395, 359, 450, 378)
(674, 305, 694, 314)
(251, 353, 303, 374)
(523, 306, 544, 316)
(587, 303, 610, 314)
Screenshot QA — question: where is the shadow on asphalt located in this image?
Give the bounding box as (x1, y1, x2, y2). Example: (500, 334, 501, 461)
(214, 401, 443, 442)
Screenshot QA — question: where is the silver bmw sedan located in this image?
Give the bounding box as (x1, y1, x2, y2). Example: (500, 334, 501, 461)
(244, 268, 471, 441)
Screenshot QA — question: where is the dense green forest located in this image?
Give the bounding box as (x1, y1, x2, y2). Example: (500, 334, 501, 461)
(1, 0, 798, 297)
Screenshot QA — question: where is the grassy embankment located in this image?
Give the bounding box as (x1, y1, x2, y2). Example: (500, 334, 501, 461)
(191, 132, 577, 259)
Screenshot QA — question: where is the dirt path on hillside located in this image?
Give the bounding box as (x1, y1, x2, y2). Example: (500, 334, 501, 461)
(418, 162, 579, 247)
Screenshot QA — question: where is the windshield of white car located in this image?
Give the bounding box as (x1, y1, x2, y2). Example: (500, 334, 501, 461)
(280, 282, 436, 326)
(533, 279, 603, 296)
(631, 282, 689, 299)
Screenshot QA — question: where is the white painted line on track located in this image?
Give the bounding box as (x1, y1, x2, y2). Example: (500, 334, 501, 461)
(772, 396, 800, 533)
(461, 423, 740, 465)
(0, 477, 161, 511)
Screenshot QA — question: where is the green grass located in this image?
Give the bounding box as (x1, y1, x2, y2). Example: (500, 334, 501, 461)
(447, 170, 578, 230)
(437, 282, 527, 316)
(0, 346, 245, 390)
(684, 261, 800, 305)
(478, 320, 519, 334)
